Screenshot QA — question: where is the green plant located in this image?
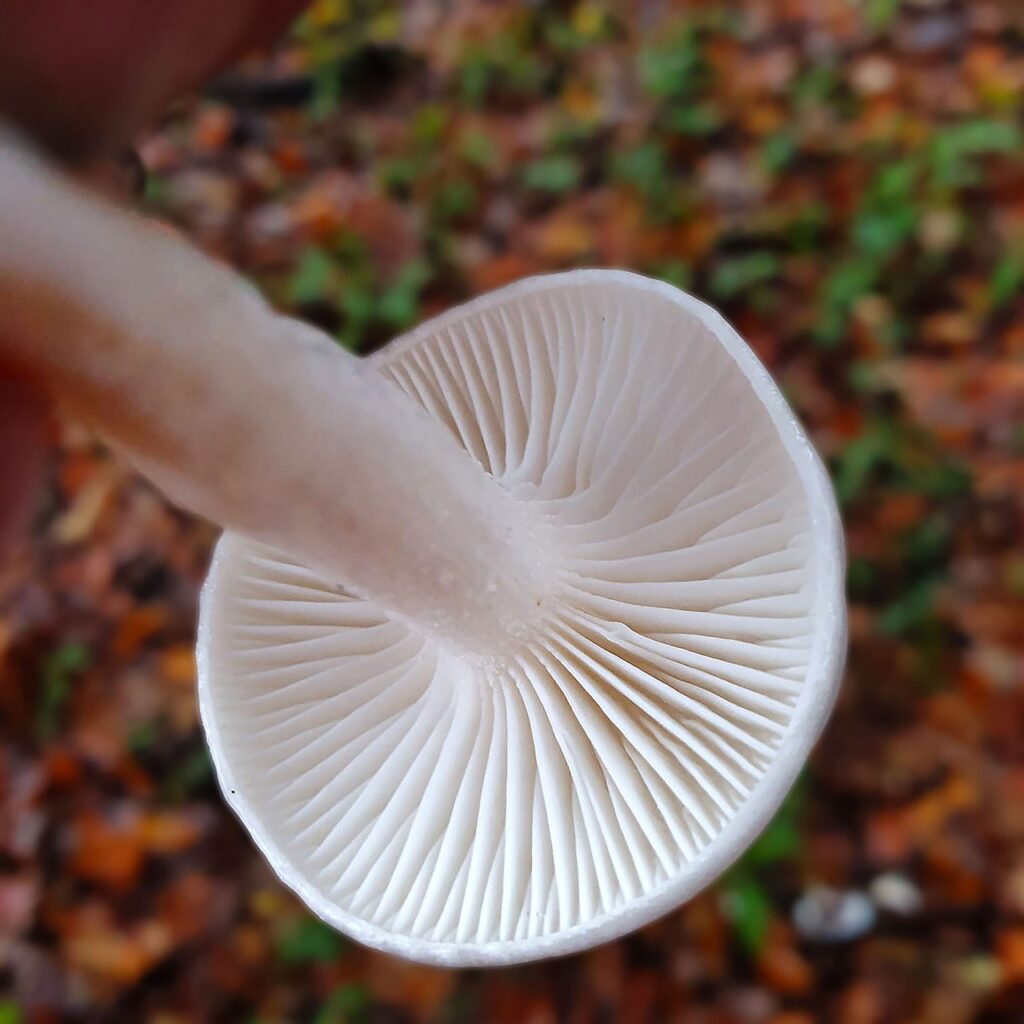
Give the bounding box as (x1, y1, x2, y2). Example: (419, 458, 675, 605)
(989, 250, 1024, 309)
(313, 985, 371, 1024)
(456, 32, 547, 108)
(612, 141, 672, 210)
(814, 258, 880, 347)
(647, 259, 693, 290)
(639, 24, 703, 100)
(288, 247, 336, 307)
(928, 118, 1022, 190)
(431, 178, 478, 221)
(37, 641, 90, 740)
(459, 130, 496, 170)
(522, 154, 582, 194)
(720, 785, 805, 954)
(164, 744, 214, 801)
(669, 102, 722, 137)
(377, 259, 431, 329)
(0, 1001, 23, 1024)
(277, 917, 346, 964)
(866, 0, 903, 31)
(293, 0, 398, 121)
(722, 874, 773, 954)
(760, 132, 797, 176)
(710, 252, 779, 300)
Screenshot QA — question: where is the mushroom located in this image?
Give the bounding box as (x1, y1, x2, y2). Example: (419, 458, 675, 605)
(0, 129, 845, 967)
(199, 273, 845, 965)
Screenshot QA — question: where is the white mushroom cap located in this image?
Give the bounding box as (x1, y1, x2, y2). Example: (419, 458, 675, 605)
(198, 270, 845, 967)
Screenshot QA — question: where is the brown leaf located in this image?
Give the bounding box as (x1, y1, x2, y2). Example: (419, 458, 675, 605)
(69, 813, 144, 891)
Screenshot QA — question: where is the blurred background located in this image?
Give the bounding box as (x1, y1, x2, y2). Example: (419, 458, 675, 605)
(1, 0, 1023, 1020)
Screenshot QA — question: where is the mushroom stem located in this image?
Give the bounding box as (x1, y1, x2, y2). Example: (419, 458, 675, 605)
(0, 128, 547, 653)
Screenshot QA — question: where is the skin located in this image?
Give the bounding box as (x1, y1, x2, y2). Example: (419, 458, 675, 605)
(0, 0, 306, 553)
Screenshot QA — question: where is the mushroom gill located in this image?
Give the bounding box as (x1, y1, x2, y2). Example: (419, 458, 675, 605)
(198, 271, 846, 966)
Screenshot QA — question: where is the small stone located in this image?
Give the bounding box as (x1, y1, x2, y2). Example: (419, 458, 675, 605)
(700, 153, 765, 209)
(792, 887, 876, 943)
(869, 872, 924, 916)
(852, 294, 893, 333)
(850, 56, 897, 95)
(919, 208, 960, 253)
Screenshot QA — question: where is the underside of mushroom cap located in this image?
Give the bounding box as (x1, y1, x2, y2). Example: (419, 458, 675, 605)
(197, 270, 846, 967)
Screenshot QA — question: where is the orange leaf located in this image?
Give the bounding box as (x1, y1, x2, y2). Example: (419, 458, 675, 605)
(69, 813, 144, 891)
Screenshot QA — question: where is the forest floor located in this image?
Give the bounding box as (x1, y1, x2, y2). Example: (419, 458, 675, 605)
(1, 1, 1023, 1021)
